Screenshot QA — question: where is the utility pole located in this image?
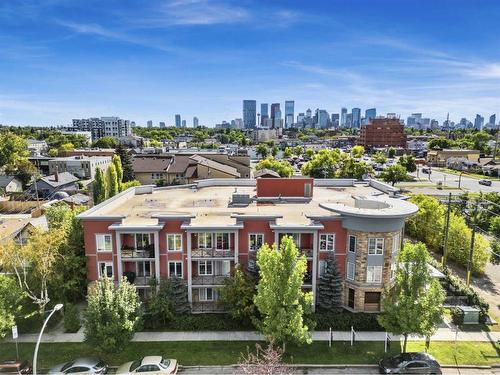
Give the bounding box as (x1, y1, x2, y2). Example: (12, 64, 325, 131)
(441, 192, 452, 267)
(466, 198, 480, 287)
(493, 124, 499, 162)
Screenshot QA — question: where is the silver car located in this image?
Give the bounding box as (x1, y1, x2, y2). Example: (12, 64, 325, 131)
(49, 358, 107, 374)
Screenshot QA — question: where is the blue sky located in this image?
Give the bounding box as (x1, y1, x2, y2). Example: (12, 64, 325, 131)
(1, 0, 500, 126)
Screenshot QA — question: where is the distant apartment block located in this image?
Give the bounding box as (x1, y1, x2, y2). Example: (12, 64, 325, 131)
(77, 177, 417, 313)
(71, 117, 131, 140)
(358, 118, 407, 149)
(48, 156, 112, 179)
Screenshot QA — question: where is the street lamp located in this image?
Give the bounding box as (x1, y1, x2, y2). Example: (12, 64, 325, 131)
(458, 172, 464, 189)
(33, 303, 63, 375)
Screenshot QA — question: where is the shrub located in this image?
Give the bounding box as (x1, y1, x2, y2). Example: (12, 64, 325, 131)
(64, 303, 81, 333)
(313, 310, 383, 331)
(450, 307, 464, 325)
(160, 314, 255, 331)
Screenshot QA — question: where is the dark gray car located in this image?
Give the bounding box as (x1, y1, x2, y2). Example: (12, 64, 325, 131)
(49, 358, 107, 374)
(379, 352, 441, 374)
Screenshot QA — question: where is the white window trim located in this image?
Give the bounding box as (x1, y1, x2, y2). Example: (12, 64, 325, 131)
(198, 261, 213, 276)
(347, 261, 355, 280)
(98, 261, 113, 279)
(200, 287, 214, 301)
(319, 233, 336, 252)
(198, 233, 213, 249)
(390, 260, 397, 281)
(348, 235, 357, 253)
(215, 232, 230, 251)
(96, 233, 112, 252)
(368, 238, 384, 255)
(248, 233, 264, 252)
(167, 233, 183, 252)
(366, 265, 383, 283)
(392, 233, 401, 254)
(135, 233, 151, 249)
(168, 261, 183, 278)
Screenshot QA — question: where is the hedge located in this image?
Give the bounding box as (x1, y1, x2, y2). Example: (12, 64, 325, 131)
(313, 310, 383, 331)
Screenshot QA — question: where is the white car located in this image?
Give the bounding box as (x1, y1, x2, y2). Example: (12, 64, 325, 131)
(116, 356, 177, 375)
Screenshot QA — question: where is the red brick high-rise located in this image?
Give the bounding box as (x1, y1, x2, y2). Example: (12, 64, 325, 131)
(358, 118, 407, 149)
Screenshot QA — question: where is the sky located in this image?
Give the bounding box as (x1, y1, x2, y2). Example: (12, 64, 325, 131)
(1, 0, 500, 127)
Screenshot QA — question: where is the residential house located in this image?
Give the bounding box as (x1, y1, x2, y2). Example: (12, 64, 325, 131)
(28, 171, 79, 199)
(0, 176, 23, 195)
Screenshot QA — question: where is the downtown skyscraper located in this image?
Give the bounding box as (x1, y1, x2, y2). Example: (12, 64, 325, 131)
(243, 100, 257, 128)
(285, 100, 294, 128)
(260, 103, 269, 126)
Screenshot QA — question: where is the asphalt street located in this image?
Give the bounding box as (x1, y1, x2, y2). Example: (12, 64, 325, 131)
(411, 167, 499, 193)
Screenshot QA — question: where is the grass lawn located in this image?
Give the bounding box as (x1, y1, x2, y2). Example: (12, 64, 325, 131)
(0, 341, 498, 369)
(438, 168, 500, 181)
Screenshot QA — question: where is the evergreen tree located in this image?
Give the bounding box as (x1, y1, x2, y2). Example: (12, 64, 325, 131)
(115, 143, 134, 182)
(93, 167, 107, 204)
(112, 154, 123, 191)
(316, 254, 343, 311)
(167, 277, 190, 314)
(107, 163, 119, 198)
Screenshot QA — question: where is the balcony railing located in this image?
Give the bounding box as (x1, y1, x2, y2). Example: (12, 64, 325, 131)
(300, 248, 313, 258)
(192, 301, 225, 314)
(191, 248, 235, 258)
(121, 244, 155, 259)
(192, 274, 229, 286)
(134, 276, 154, 287)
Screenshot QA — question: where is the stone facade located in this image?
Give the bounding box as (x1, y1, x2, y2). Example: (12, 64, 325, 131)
(343, 229, 402, 312)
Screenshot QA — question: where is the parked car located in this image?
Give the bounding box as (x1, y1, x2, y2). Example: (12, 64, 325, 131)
(0, 360, 32, 374)
(116, 356, 177, 375)
(422, 167, 431, 174)
(479, 179, 492, 186)
(379, 352, 441, 374)
(49, 358, 107, 374)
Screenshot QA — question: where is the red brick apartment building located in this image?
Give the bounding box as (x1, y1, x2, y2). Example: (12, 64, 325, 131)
(77, 178, 417, 313)
(358, 118, 407, 149)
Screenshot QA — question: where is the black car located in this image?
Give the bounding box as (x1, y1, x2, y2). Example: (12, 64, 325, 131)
(478, 179, 492, 186)
(379, 352, 441, 374)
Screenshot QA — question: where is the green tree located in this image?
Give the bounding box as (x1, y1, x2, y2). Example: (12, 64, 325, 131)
(14, 159, 38, 188)
(150, 139, 162, 147)
(428, 137, 456, 149)
(316, 254, 343, 311)
(372, 151, 387, 164)
(350, 145, 365, 158)
(166, 277, 190, 314)
(388, 148, 396, 158)
(106, 163, 119, 198)
(406, 195, 445, 250)
(0, 131, 29, 171)
(47, 148, 59, 157)
(92, 136, 118, 149)
(45, 204, 87, 302)
(121, 180, 141, 190)
(219, 265, 257, 323)
(377, 242, 445, 352)
(336, 153, 372, 179)
(293, 145, 304, 156)
(490, 216, 500, 237)
(59, 142, 74, 152)
(115, 143, 134, 182)
(112, 155, 123, 191)
(255, 157, 294, 177)
(398, 155, 417, 173)
(379, 164, 408, 186)
(256, 143, 269, 159)
(283, 147, 292, 158)
(305, 148, 315, 158)
(145, 279, 174, 328)
(0, 274, 24, 338)
(84, 277, 141, 353)
(93, 167, 107, 204)
(254, 236, 313, 347)
(301, 149, 340, 178)
(271, 145, 279, 157)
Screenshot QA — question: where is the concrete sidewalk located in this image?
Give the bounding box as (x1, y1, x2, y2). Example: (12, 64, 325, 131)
(6, 328, 500, 343)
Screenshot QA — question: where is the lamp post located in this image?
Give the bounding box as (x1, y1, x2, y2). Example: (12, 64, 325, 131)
(33, 304, 63, 375)
(458, 172, 464, 189)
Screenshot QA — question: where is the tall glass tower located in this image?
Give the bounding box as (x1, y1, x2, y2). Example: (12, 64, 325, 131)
(285, 100, 295, 128)
(243, 100, 257, 129)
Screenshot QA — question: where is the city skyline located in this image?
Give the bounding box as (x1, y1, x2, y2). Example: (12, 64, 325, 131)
(1, 0, 500, 126)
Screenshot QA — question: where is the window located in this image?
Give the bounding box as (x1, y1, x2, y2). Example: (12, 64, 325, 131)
(392, 233, 401, 253)
(200, 287, 214, 301)
(366, 266, 383, 283)
(167, 234, 182, 252)
(198, 233, 212, 249)
(151, 172, 162, 180)
(198, 261, 213, 275)
(168, 261, 183, 278)
(249, 233, 264, 252)
(248, 259, 256, 271)
(347, 261, 355, 280)
(135, 233, 151, 249)
(390, 260, 397, 280)
(96, 234, 112, 252)
(348, 235, 356, 253)
(319, 260, 327, 276)
(137, 261, 152, 277)
(98, 262, 113, 279)
(215, 232, 229, 250)
(368, 238, 384, 255)
(320, 234, 335, 252)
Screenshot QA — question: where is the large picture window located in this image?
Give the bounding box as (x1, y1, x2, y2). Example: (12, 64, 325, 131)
(197, 233, 212, 249)
(348, 235, 356, 253)
(96, 234, 112, 252)
(368, 238, 384, 255)
(198, 261, 213, 276)
(320, 234, 335, 252)
(215, 233, 229, 250)
(167, 234, 183, 252)
(249, 233, 264, 252)
(98, 261, 113, 279)
(168, 261, 183, 278)
(366, 265, 383, 283)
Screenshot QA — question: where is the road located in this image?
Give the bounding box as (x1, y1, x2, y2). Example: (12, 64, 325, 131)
(179, 365, 500, 374)
(407, 167, 499, 194)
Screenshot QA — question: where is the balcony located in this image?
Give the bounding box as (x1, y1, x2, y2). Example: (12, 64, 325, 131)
(192, 301, 225, 314)
(121, 244, 155, 259)
(191, 248, 235, 259)
(122, 272, 154, 287)
(303, 272, 313, 286)
(192, 274, 229, 286)
(300, 248, 313, 258)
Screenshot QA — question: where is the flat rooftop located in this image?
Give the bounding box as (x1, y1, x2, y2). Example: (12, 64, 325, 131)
(80, 180, 402, 227)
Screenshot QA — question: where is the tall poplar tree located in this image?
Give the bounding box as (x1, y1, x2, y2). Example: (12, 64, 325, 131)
(112, 154, 123, 191)
(93, 167, 107, 204)
(107, 163, 119, 198)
